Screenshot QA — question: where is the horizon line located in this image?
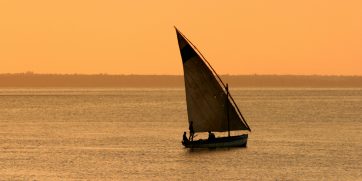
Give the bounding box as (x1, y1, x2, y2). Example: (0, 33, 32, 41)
(1, 72, 362, 77)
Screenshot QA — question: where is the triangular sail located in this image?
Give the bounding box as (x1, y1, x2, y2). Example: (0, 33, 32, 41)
(176, 28, 250, 132)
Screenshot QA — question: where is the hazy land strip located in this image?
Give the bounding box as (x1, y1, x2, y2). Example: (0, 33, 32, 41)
(0, 73, 361, 88)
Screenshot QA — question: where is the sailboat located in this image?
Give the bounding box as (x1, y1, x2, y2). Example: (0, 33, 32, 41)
(175, 27, 251, 148)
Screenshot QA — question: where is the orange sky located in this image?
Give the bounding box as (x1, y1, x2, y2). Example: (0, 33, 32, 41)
(0, 0, 361, 75)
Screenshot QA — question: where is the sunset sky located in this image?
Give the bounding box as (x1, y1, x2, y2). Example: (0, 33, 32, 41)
(1, 0, 361, 75)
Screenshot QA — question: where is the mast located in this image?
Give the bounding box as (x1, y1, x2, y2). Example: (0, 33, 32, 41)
(226, 83, 230, 137)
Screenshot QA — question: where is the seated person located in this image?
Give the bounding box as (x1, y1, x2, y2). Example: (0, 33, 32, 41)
(208, 131, 215, 141)
(182, 132, 188, 143)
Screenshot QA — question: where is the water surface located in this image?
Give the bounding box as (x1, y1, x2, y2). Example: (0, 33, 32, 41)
(0, 88, 361, 180)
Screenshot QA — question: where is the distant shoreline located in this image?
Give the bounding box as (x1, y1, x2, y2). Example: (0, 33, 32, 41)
(0, 73, 361, 88)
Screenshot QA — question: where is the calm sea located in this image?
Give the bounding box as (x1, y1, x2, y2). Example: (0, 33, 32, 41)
(0, 88, 361, 180)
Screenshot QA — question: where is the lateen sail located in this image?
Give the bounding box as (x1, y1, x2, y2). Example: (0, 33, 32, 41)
(176, 28, 250, 132)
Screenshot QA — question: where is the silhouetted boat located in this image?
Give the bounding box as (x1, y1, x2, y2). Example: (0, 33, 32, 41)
(175, 27, 251, 148)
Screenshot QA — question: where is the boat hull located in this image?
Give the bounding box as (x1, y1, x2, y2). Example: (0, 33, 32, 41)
(182, 134, 248, 148)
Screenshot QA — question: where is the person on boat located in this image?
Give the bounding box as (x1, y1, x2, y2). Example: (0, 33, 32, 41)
(208, 131, 215, 141)
(182, 132, 188, 143)
(189, 121, 194, 141)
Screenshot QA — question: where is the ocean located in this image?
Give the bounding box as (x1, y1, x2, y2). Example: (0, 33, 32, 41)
(0, 88, 361, 180)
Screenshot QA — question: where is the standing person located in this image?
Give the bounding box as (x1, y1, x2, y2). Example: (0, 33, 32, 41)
(189, 121, 194, 141)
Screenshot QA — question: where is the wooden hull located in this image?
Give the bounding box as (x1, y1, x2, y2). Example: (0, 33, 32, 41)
(182, 134, 248, 148)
